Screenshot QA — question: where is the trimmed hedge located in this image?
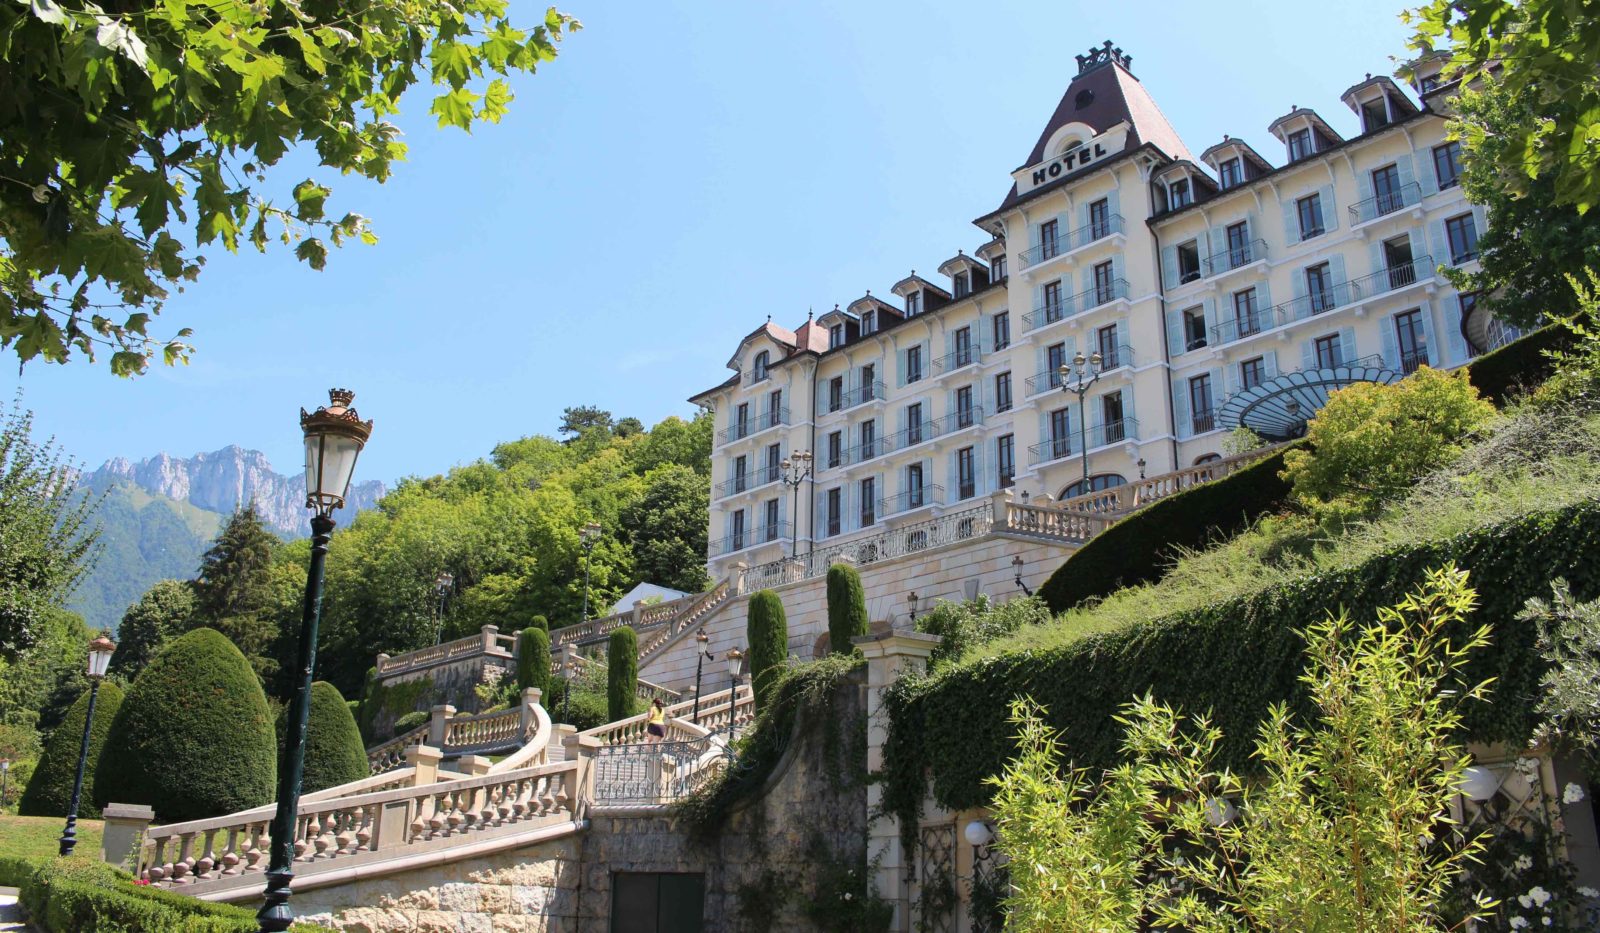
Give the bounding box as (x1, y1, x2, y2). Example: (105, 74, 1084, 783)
(607, 626, 638, 722)
(95, 629, 277, 822)
(826, 564, 868, 655)
(395, 709, 429, 733)
(528, 614, 549, 632)
(1038, 445, 1301, 612)
(1465, 324, 1570, 406)
(886, 502, 1600, 819)
(746, 590, 788, 710)
(517, 626, 552, 697)
(17, 681, 124, 819)
(277, 681, 367, 794)
(14, 856, 298, 933)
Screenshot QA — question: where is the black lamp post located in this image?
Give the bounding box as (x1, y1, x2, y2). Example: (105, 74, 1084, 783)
(561, 654, 573, 726)
(725, 649, 743, 756)
(578, 522, 602, 624)
(691, 630, 713, 724)
(1, 758, 10, 812)
(259, 389, 372, 933)
(779, 451, 812, 558)
(1058, 351, 1104, 487)
(432, 571, 454, 645)
(907, 591, 919, 624)
(58, 633, 115, 856)
(1012, 555, 1033, 597)
(1137, 457, 1147, 480)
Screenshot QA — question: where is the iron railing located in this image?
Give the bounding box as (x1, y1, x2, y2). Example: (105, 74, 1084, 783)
(1021, 278, 1130, 331)
(1027, 419, 1136, 465)
(1210, 304, 1286, 345)
(1399, 348, 1431, 374)
(713, 463, 783, 499)
(1348, 181, 1421, 224)
(709, 521, 788, 556)
(591, 735, 723, 805)
(1017, 213, 1125, 268)
(882, 408, 986, 453)
(823, 380, 888, 414)
(878, 485, 944, 517)
(1203, 238, 1267, 276)
(716, 407, 789, 445)
(933, 345, 983, 375)
(1347, 255, 1434, 300)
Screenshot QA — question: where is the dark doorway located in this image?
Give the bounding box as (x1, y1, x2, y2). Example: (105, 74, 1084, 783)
(611, 872, 706, 933)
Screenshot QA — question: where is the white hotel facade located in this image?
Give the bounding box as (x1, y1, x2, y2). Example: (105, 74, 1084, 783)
(691, 43, 1509, 582)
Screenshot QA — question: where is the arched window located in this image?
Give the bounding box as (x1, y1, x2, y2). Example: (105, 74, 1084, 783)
(752, 351, 769, 382)
(1194, 453, 1222, 465)
(1059, 473, 1126, 499)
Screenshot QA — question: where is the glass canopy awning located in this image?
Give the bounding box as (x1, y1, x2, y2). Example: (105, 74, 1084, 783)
(1217, 355, 1400, 440)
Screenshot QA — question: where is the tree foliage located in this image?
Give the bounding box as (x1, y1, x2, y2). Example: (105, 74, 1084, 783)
(619, 464, 710, 593)
(0, 606, 94, 736)
(516, 626, 551, 699)
(746, 590, 787, 711)
(824, 564, 867, 656)
(0, 397, 100, 658)
(1523, 578, 1600, 779)
(1282, 368, 1495, 525)
(108, 579, 194, 678)
(1409, 0, 1600, 213)
(17, 681, 123, 819)
(607, 626, 637, 723)
(0, 0, 577, 374)
(188, 503, 281, 682)
(989, 567, 1490, 930)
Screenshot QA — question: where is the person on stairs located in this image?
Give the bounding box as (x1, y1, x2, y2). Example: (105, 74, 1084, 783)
(646, 698, 667, 744)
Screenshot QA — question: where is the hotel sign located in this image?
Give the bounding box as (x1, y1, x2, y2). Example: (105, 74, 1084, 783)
(1015, 125, 1129, 194)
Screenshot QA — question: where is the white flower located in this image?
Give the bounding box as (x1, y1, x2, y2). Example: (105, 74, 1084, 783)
(1523, 886, 1552, 908)
(1516, 757, 1541, 775)
(1514, 855, 1534, 871)
(1510, 917, 1529, 929)
(1579, 886, 1599, 899)
(1565, 782, 1586, 803)
(842, 892, 852, 901)
(1542, 918, 1552, 927)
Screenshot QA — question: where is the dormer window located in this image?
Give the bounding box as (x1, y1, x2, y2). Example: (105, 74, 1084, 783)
(953, 272, 970, 298)
(992, 255, 1007, 281)
(861, 310, 876, 334)
(1419, 73, 1441, 93)
(829, 324, 844, 349)
(1287, 128, 1313, 161)
(1360, 98, 1389, 133)
(1218, 157, 1242, 189)
(1168, 177, 1191, 209)
(753, 351, 770, 381)
(906, 291, 921, 316)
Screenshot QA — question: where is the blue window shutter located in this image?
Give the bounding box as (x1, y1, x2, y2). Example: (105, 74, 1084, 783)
(1428, 219, 1449, 267)
(1257, 278, 1274, 310)
(1224, 363, 1240, 399)
(1417, 225, 1438, 268)
(1281, 194, 1299, 242)
(1161, 245, 1179, 290)
(1396, 154, 1416, 194)
(1320, 185, 1339, 232)
(1355, 165, 1374, 205)
(1380, 314, 1400, 368)
(1368, 239, 1385, 277)
(1301, 339, 1316, 370)
(1207, 225, 1227, 263)
(1291, 267, 1307, 300)
(1419, 149, 1440, 196)
(1172, 377, 1191, 437)
(1056, 211, 1073, 249)
(1418, 303, 1439, 364)
(1165, 308, 1182, 356)
(1329, 253, 1347, 290)
(1201, 297, 1219, 335)
(1027, 221, 1039, 251)
(1445, 295, 1469, 364)
(1107, 188, 1121, 218)
(1265, 351, 1279, 377)
(1339, 326, 1357, 363)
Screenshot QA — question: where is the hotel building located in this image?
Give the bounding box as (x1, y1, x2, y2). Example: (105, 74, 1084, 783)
(690, 43, 1509, 584)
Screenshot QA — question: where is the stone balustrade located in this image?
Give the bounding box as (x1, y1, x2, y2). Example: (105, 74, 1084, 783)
(1054, 443, 1287, 515)
(374, 625, 516, 677)
(999, 500, 1113, 541)
(578, 684, 754, 748)
(442, 706, 526, 753)
(365, 727, 428, 776)
(368, 689, 547, 774)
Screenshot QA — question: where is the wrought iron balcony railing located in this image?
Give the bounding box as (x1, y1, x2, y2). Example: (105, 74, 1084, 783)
(1348, 181, 1421, 224)
(1023, 349, 1131, 396)
(1017, 214, 1126, 269)
(713, 463, 783, 498)
(932, 345, 983, 376)
(1021, 278, 1130, 331)
(1346, 255, 1434, 301)
(709, 521, 789, 556)
(878, 485, 945, 517)
(824, 380, 888, 414)
(715, 407, 789, 445)
(1203, 238, 1267, 277)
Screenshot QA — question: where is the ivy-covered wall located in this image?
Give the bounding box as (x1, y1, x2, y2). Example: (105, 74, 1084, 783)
(886, 502, 1600, 821)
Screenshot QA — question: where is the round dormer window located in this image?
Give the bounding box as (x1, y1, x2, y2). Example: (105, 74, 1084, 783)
(1075, 89, 1095, 110)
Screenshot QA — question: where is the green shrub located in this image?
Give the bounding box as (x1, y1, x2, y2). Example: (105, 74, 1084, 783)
(17, 681, 124, 819)
(886, 502, 1600, 821)
(1038, 446, 1299, 612)
(517, 626, 552, 697)
(528, 614, 549, 632)
(1467, 324, 1569, 405)
(607, 627, 638, 722)
(825, 564, 868, 655)
(394, 710, 429, 734)
(95, 628, 277, 822)
(915, 596, 1050, 669)
(746, 590, 788, 710)
(356, 665, 378, 740)
(277, 681, 367, 794)
(17, 855, 276, 932)
(0, 855, 44, 887)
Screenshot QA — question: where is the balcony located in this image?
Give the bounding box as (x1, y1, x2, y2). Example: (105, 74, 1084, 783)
(882, 407, 987, 454)
(1346, 255, 1434, 302)
(715, 406, 789, 445)
(710, 522, 789, 557)
(713, 463, 783, 499)
(823, 381, 888, 415)
(1210, 305, 1287, 345)
(1017, 214, 1126, 271)
(1399, 348, 1431, 375)
(1348, 182, 1422, 225)
(932, 345, 983, 377)
(840, 436, 886, 467)
(1203, 238, 1268, 278)
(1028, 435, 1073, 466)
(1191, 409, 1217, 435)
(1023, 348, 1133, 397)
(879, 485, 945, 517)
(1020, 278, 1130, 332)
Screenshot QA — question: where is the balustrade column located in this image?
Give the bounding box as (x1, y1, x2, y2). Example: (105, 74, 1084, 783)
(100, 802, 154, 870)
(427, 705, 455, 748)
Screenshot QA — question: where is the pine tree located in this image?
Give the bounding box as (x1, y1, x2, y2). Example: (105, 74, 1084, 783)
(190, 503, 281, 677)
(110, 579, 196, 678)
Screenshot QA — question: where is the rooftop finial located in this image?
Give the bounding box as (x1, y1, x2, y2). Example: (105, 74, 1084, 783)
(1075, 40, 1132, 76)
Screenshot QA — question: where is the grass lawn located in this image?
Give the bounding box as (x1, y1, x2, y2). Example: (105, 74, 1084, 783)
(0, 814, 103, 862)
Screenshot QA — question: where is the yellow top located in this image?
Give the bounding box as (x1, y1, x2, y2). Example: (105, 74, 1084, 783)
(647, 706, 665, 726)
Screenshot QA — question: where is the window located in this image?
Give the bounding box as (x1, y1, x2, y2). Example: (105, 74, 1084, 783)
(1446, 213, 1479, 264)
(861, 310, 876, 334)
(992, 312, 1010, 351)
(766, 390, 782, 427)
(825, 488, 841, 537)
(1097, 324, 1120, 368)
(1383, 235, 1417, 289)
(1233, 288, 1261, 337)
(953, 271, 970, 297)
(733, 455, 748, 493)
(906, 291, 921, 316)
(1189, 374, 1215, 433)
(1297, 193, 1325, 239)
(1420, 73, 1442, 93)
(1241, 356, 1265, 390)
(735, 402, 749, 439)
(860, 420, 876, 460)
(1169, 177, 1191, 208)
(992, 254, 1007, 281)
(1042, 280, 1063, 323)
(1177, 240, 1201, 283)
(731, 509, 745, 551)
(1047, 342, 1067, 389)
(1360, 97, 1389, 132)
(827, 376, 843, 412)
(1315, 333, 1344, 368)
(1395, 308, 1429, 373)
(997, 435, 1015, 487)
(1039, 219, 1060, 260)
(1049, 408, 1071, 459)
(905, 402, 924, 445)
(1225, 221, 1250, 268)
(1219, 157, 1242, 189)
(1306, 262, 1334, 313)
(1101, 390, 1125, 443)
(905, 345, 923, 383)
(753, 351, 769, 381)
(1433, 141, 1463, 190)
(1092, 260, 1116, 304)
(1062, 474, 1127, 498)
(1183, 306, 1207, 352)
(828, 324, 844, 348)
(1088, 198, 1111, 239)
(957, 446, 976, 500)
(956, 385, 975, 428)
(862, 363, 876, 400)
(826, 431, 842, 468)
(765, 443, 781, 480)
(995, 372, 1012, 412)
(859, 478, 875, 527)
(1371, 164, 1403, 215)
(953, 327, 974, 368)
(1287, 128, 1313, 161)
(763, 498, 780, 540)
(907, 463, 925, 508)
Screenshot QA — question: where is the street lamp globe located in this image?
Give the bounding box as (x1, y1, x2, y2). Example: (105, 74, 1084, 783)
(1458, 764, 1499, 802)
(301, 389, 374, 518)
(964, 820, 994, 847)
(1072, 351, 1086, 368)
(1089, 351, 1103, 368)
(726, 648, 744, 678)
(86, 634, 115, 679)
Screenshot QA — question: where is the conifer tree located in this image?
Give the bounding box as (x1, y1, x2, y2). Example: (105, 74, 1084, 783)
(189, 503, 281, 677)
(109, 579, 196, 678)
(747, 591, 788, 710)
(826, 564, 869, 655)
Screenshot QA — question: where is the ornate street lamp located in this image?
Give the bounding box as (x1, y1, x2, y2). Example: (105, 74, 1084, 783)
(561, 654, 574, 726)
(432, 570, 454, 646)
(1, 758, 10, 812)
(907, 591, 919, 624)
(691, 630, 714, 724)
(578, 522, 602, 624)
(1058, 351, 1104, 487)
(725, 649, 744, 755)
(779, 451, 812, 558)
(259, 389, 372, 932)
(1137, 457, 1147, 480)
(1012, 555, 1033, 597)
(58, 634, 114, 856)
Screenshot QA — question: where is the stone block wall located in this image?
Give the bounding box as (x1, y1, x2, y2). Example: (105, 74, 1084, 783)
(366, 653, 515, 741)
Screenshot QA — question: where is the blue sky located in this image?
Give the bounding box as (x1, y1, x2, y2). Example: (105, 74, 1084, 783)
(5, 0, 1421, 486)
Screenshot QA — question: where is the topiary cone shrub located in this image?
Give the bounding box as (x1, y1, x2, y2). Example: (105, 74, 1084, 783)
(826, 563, 869, 655)
(608, 627, 638, 722)
(746, 590, 788, 710)
(95, 628, 277, 822)
(17, 682, 125, 819)
(517, 627, 552, 698)
(277, 681, 368, 794)
(528, 614, 549, 632)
